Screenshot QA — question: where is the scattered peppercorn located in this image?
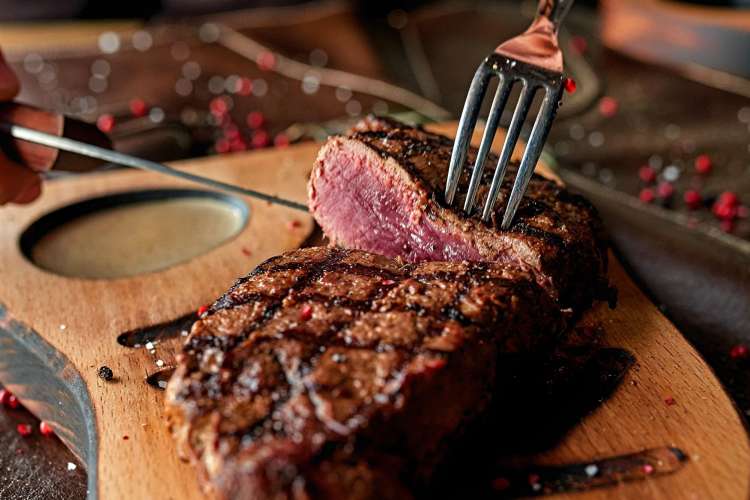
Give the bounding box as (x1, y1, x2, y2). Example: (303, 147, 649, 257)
(299, 304, 313, 321)
(564, 77, 576, 94)
(251, 130, 270, 149)
(642, 464, 654, 475)
(7, 395, 19, 409)
(236, 77, 253, 96)
(16, 424, 32, 437)
(730, 344, 749, 360)
(656, 182, 674, 199)
(639, 188, 655, 203)
(197, 305, 210, 317)
(664, 396, 676, 406)
(569, 35, 588, 54)
(273, 133, 290, 148)
(246, 111, 265, 129)
(683, 190, 702, 210)
(96, 113, 115, 133)
(638, 165, 656, 183)
(0, 389, 10, 406)
(492, 477, 510, 491)
(694, 154, 712, 174)
(129, 98, 147, 118)
(39, 421, 54, 437)
(214, 138, 230, 154)
(598, 96, 618, 117)
(257, 51, 276, 71)
(98, 366, 114, 381)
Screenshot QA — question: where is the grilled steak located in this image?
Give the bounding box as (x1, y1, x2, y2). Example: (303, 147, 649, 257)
(166, 247, 566, 499)
(308, 116, 611, 314)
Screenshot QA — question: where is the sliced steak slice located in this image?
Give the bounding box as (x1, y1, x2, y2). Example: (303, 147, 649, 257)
(166, 246, 566, 500)
(308, 116, 611, 314)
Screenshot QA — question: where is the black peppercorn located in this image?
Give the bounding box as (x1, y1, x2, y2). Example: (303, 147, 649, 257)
(98, 366, 114, 381)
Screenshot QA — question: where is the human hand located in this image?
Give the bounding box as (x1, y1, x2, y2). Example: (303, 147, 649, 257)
(0, 49, 41, 205)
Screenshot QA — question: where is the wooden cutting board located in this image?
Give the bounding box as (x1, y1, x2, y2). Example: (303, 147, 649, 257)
(0, 123, 747, 500)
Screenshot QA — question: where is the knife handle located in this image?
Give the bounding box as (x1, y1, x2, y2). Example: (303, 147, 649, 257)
(0, 102, 113, 172)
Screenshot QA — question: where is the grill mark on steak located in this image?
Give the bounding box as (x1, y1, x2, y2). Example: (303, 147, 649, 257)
(167, 247, 566, 499)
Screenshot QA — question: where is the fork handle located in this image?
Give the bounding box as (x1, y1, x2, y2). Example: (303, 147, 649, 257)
(536, 0, 574, 33)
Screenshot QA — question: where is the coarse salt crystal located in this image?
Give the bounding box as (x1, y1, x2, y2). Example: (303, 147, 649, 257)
(67, 462, 77, 471)
(59, 324, 66, 331)
(156, 359, 164, 367)
(585, 464, 598, 477)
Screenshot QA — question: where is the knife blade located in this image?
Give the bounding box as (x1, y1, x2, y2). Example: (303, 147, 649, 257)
(0, 121, 309, 213)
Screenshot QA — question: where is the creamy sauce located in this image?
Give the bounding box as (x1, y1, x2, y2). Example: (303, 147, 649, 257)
(31, 198, 245, 279)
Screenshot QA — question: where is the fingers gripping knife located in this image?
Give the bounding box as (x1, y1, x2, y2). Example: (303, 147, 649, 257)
(0, 103, 308, 212)
(444, 0, 574, 229)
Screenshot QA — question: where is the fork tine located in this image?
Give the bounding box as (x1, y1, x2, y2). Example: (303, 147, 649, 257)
(463, 77, 512, 214)
(481, 81, 534, 221)
(500, 89, 559, 229)
(445, 62, 492, 205)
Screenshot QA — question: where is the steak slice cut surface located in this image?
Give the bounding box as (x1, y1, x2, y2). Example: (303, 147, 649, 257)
(166, 247, 566, 500)
(308, 116, 611, 314)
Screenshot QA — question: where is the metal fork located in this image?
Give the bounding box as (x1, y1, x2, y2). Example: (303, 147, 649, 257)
(445, 0, 574, 229)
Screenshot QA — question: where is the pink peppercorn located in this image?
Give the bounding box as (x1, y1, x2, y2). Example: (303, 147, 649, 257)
(642, 464, 654, 475)
(16, 424, 32, 437)
(209, 97, 228, 117)
(7, 394, 18, 409)
(718, 191, 739, 207)
(197, 305, 209, 317)
(598, 96, 618, 117)
(299, 304, 313, 321)
(257, 51, 276, 71)
(273, 133, 290, 148)
(251, 130, 270, 149)
(639, 188, 655, 203)
(229, 139, 247, 152)
(570, 36, 588, 54)
(638, 165, 656, 183)
(694, 154, 712, 174)
(129, 98, 147, 117)
(713, 202, 738, 221)
(39, 421, 54, 437)
(235, 77, 253, 96)
(564, 78, 576, 94)
(96, 113, 115, 133)
(492, 477, 510, 491)
(214, 138, 230, 154)
(720, 220, 735, 233)
(683, 190, 702, 210)
(657, 182, 674, 199)
(730, 344, 749, 360)
(664, 396, 676, 406)
(246, 111, 265, 129)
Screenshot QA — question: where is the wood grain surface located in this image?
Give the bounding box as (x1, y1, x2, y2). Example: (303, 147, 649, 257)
(0, 124, 747, 499)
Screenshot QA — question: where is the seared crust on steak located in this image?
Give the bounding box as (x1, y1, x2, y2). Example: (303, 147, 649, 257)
(166, 247, 566, 500)
(309, 116, 611, 314)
